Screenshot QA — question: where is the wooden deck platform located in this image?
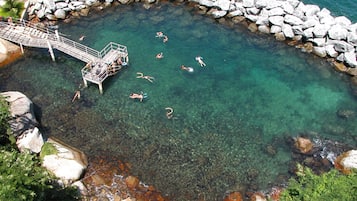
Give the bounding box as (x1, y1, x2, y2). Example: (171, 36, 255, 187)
(0, 18, 129, 94)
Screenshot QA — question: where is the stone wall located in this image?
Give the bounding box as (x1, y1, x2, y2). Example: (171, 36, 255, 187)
(26, 0, 357, 74)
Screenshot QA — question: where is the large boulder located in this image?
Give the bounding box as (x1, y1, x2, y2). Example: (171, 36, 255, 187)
(335, 150, 357, 174)
(16, 127, 44, 153)
(42, 137, 88, 183)
(0, 91, 38, 138)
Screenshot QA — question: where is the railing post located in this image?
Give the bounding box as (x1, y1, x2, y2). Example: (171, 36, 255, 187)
(47, 40, 55, 62)
(55, 30, 60, 41)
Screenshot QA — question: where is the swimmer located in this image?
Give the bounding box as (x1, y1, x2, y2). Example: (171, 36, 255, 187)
(156, 52, 164, 59)
(195, 56, 206, 67)
(180, 65, 194, 73)
(156, 31, 164, 38)
(165, 107, 174, 119)
(163, 35, 168, 43)
(79, 35, 86, 41)
(71, 90, 81, 103)
(129, 91, 148, 102)
(136, 72, 155, 83)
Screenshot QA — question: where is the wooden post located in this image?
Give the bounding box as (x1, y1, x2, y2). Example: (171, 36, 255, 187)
(55, 30, 59, 41)
(46, 40, 55, 61)
(83, 78, 88, 88)
(98, 83, 103, 94)
(20, 43, 24, 54)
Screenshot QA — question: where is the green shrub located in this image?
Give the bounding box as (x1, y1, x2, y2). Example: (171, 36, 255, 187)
(0, 148, 81, 201)
(0, 96, 11, 145)
(40, 142, 58, 160)
(0, 0, 24, 18)
(280, 164, 357, 201)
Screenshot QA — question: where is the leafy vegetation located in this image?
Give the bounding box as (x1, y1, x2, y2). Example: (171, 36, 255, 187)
(0, 96, 11, 145)
(39, 142, 58, 160)
(0, 95, 80, 201)
(0, 0, 24, 18)
(280, 164, 357, 201)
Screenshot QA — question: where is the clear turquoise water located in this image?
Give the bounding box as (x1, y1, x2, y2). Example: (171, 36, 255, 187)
(1, 2, 357, 200)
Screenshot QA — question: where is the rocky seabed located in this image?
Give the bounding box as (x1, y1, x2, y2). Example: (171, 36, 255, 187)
(27, 0, 357, 72)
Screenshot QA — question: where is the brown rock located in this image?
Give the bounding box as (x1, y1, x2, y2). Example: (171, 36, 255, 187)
(333, 61, 348, 72)
(125, 175, 139, 189)
(250, 192, 267, 201)
(346, 67, 357, 76)
(294, 137, 313, 154)
(248, 23, 258, 32)
(224, 192, 243, 201)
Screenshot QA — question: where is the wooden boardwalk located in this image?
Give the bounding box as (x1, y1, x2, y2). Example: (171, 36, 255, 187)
(0, 19, 129, 94)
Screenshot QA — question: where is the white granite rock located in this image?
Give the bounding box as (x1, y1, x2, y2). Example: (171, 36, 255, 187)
(269, 15, 284, 26)
(242, 0, 255, 8)
(312, 23, 330, 38)
(255, 0, 268, 9)
(331, 40, 355, 53)
(54, 9, 66, 19)
(328, 24, 348, 40)
(325, 45, 338, 57)
(336, 150, 357, 173)
(302, 18, 319, 29)
(334, 16, 351, 27)
(16, 127, 44, 153)
(344, 52, 357, 67)
(304, 4, 320, 17)
(270, 25, 282, 34)
(268, 7, 285, 16)
(56, 2, 68, 9)
(42, 138, 88, 183)
(347, 32, 357, 46)
(312, 46, 326, 57)
(284, 14, 303, 26)
(213, 0, 231, 11)
(258, 25, 270, 34)
(282, 23, 295, 38)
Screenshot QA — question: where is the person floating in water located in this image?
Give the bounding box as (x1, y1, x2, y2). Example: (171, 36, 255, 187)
(195, 56, 206, 67)
(156, 31, 164, 38)
(79, 35, 86, 41)
(165, 107, 174, 119)
(156, 52, 164, 59)
(163, 35, 168, 43)
(136, 72, 155, 83)
(72, 90, 81, 103)
(180, 65, 194, 73)
(129, 92, 147, 102)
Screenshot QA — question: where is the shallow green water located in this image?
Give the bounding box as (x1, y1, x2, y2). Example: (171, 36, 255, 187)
(1, 3, 357, 200)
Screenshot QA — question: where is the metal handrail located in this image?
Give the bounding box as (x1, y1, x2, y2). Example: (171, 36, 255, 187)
(0, 18, 128, 63)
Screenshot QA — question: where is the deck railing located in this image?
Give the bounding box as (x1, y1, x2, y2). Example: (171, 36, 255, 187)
(0, 18, 128, 62)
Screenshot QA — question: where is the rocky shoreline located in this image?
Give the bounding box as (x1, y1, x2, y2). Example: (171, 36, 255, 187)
(1, 0, 357, 200)
(25, 0, 357, 71)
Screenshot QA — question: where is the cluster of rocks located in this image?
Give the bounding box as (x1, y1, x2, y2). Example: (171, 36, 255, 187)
(26, 0, 357, 72)
(191, 0, 357, 70)
(0, 91, 88, 192)
(27, 0, 102, 20)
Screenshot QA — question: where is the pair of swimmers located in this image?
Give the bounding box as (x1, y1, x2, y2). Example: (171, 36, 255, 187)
(156, 31, 168, 43)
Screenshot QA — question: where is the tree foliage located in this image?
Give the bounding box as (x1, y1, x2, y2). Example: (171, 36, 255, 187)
(280, 164, 357, 201)
(0, 96, 11, 145)
(0, 0, 24, 18)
